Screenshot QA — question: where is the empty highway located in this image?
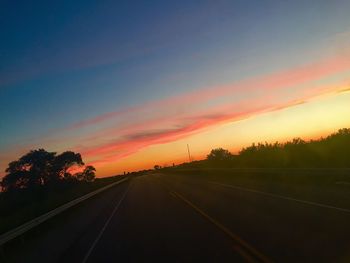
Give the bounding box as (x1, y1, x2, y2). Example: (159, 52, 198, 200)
(4, 172, 350, 263)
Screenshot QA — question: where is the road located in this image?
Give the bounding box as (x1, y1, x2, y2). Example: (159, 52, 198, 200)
(4, 172, 350, 263)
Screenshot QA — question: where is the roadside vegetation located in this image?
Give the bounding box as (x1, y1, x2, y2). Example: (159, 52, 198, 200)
(174, 128, 350, 169)
(2, 128, 350, 234)
(160, 128, 350, 210)
(0, 149, 122, 234)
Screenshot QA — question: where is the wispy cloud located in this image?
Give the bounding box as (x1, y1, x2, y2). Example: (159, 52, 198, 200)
(67, 53, 350, 131)
(75, 85, 347, 168)
(1, 53, 349, 173)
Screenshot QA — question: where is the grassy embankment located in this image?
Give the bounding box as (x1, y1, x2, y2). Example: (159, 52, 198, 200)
(161, 128, 350, 208)
(0, 175, 126, 235)
(164, 167, 350, 208)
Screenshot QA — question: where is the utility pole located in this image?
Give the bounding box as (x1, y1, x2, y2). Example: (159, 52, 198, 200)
(187, 144, 192, 162)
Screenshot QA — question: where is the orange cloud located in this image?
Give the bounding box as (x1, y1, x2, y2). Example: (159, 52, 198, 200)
(79, 82, 346, 169)
(51, 52, 348, 171)
(67, 53, 350, 131)
(2, 53, 349, 176)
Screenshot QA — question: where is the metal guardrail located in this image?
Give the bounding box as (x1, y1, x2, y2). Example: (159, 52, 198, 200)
(0, 177, 129, 246)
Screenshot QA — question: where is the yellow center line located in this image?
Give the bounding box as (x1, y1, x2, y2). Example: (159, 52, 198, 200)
(169, 191, 177, 198)
(171, 191, 273, 263)
(233, 245, 257, 263)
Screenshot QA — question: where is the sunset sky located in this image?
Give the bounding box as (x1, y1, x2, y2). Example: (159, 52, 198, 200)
(1, 1, 350, 177)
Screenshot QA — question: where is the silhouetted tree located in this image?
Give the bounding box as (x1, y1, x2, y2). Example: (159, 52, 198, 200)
(1, 149, 56, 191)
(51, 151, 84, 180)
(77, 165, 96, 182)
(1, 149, 93, 192)
(207, 148, 232, 162)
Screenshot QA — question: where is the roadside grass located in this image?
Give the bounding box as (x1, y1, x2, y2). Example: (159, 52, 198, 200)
(162, 167, 350, 209)
(0, 176, 126, 235)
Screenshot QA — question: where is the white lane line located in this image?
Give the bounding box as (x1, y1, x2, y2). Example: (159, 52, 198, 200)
(210, 182, 350, 213)
(82, 183, 131, 263)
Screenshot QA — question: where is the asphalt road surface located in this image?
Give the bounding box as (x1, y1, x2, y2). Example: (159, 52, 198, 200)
(4, 172, 350, 263)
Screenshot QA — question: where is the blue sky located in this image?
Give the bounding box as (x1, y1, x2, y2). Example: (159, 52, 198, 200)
(1, 0, 350, 175)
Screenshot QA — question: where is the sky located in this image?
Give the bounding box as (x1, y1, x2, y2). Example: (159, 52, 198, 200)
(1, 0, 350, 177)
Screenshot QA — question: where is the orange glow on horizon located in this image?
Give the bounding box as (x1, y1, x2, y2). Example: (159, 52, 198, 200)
(1, 54, 349, 179)
(92, 91, 350, 177)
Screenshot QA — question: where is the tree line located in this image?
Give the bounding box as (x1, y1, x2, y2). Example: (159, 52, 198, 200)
(1, 149, 96, 192)
(205, 128, 350, 168)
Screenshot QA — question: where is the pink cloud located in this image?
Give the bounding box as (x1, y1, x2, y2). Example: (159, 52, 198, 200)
(1, 53, 349, 176)
(79, 81, 342, 168)
(67, 54, 350, 131)
(52, 52, 349, 171)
